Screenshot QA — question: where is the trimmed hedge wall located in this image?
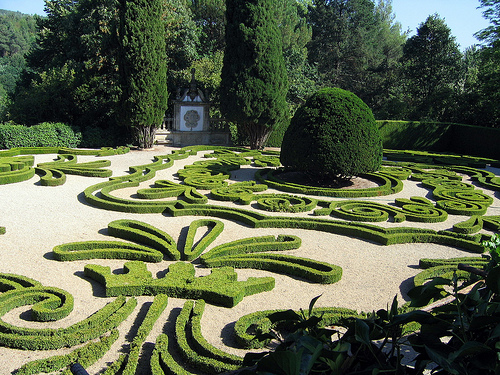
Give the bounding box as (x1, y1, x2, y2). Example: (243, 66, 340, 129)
(377, 120, 500, 159)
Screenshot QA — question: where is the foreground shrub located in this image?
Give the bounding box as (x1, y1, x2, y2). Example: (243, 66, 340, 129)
(280, 87, 383, 181)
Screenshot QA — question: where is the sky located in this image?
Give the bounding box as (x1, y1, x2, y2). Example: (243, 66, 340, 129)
(0, 0, 492, 50)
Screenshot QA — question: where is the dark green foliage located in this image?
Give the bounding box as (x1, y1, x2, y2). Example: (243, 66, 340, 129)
(239, 250, 500, 375)
(118, 0, 168, 149)
(0, 122, 82, 149)
(307, 0, 406, 115)
(233, 305, 363, 349)
(0, 10, 37, 120)
(240, 296, 416, 374)
(264, 117, 290, 148)
(401, 15, 463, 121)
(220, 0, 289, 149)
(280, 87, 383, 180)
(379, 120, 500, 159)
(475, 0, 500, 45)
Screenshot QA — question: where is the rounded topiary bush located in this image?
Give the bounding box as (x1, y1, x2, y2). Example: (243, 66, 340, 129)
(280, 87, 382, 181)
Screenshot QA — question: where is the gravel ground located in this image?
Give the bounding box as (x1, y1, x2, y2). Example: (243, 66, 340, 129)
(0, 146, 498, 374)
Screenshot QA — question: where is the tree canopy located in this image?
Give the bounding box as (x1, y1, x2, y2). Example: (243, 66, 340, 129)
(401, 14, 463, 121)
(1, 0, 500, 147)
(220, 0, 289, 149)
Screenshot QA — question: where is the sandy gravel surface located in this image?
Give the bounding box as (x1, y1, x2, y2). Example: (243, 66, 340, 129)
(0, 146, 499, 374)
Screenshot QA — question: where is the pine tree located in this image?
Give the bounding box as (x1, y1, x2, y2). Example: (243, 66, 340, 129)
(220, 0, 289, 149)
(401, 14, 463, 121)
(118, 0, 168, 148)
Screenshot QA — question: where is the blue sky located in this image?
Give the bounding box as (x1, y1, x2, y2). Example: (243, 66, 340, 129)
(1, 0, 492, 50)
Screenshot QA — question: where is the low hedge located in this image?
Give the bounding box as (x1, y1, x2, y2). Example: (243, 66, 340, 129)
(210, 181, 268, 203)
(84, 261, 275, 307)
(182, 219, 224, 261)
(453, 216, 485, 234)
(83, 151, 201, 213)
(255, 168, 403, 198)
(107, 219, 180, 260)
(202, 253, 343, 284)
(413, 265, 472, 287)
(314, 197, 448, 224)
(16, 329, 119, 375)
(121, 294, 169, 375)
(201, 235, 302, 261)
(418, 256, 489, 269)
(0, 295, 136, 350)
(189, 300, 243, 365)
(151, 333, 191, 375)
(175, 300, 242, 374)
(35, 167, 67, 186)
(255, 194, 318, 213)
(167, 202, 486, 253)
(52, 240, 165, 262)
(0, 164, 35, 184)
(0, 286, 73, 322)
(37, 155, 113, 178)
(0, 147, 127, 185)
(137, 180, 208, 204)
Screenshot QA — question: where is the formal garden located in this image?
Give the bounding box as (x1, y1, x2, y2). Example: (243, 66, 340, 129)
(1, 0, 500, 373)
(1, 95, 500, 373)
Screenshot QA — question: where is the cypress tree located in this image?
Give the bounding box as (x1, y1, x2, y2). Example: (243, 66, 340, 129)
(118, 0, 168, 149)
(220, 0, 289, 149)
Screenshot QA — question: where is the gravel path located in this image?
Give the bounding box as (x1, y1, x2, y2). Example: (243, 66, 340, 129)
(0, 146, 498, 374)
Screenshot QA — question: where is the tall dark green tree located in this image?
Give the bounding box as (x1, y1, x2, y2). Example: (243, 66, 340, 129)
(220, 0, 289, 149)
(118, 0, 168, 148)
(307, 0, 378, 93)
(306, 0, 406, 116)
(401, 14, 463, 121)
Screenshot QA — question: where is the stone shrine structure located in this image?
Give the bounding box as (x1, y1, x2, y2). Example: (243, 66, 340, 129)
(155, 69, 231, 146)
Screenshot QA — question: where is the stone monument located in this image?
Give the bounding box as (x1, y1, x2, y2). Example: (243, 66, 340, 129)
(168, 69, 230, 146)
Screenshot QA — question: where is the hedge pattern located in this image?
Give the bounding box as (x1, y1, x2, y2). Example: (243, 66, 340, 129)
(53, 218, 342, 305)
(2, 145, 500, 373)
(0, 146, 128, 185)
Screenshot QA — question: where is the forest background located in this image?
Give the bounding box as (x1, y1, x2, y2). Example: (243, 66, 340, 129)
(0, 0, 499, 147)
